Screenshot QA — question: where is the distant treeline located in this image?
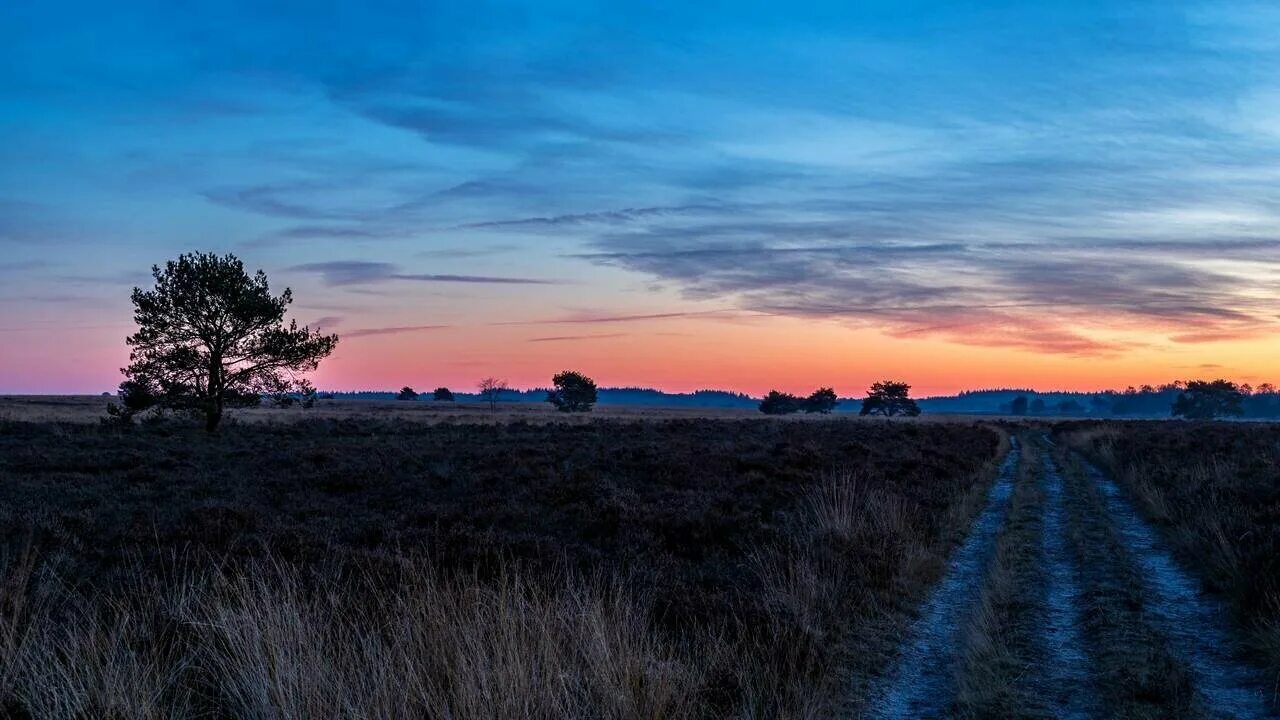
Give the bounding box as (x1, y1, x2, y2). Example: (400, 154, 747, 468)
(318, 382, 1280, 418)
(324, 387, 759, 408)
(940, 384, 1280, 418)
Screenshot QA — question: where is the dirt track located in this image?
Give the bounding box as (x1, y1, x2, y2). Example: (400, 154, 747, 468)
(860, 432, 1278, 719)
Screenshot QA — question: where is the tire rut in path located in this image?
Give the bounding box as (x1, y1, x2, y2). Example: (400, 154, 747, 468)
(863, 437, 1021, 719)
(1081, 458, 1277, 719)
(1037, 445, 1097, 720)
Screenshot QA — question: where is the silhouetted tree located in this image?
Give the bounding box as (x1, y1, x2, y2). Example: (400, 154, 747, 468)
(803, 387, 839, 414)
(397, 386, 419, 401)
(759, 390, 803, 415)
(1030, 397, 1046, 414)
(433, 387, 455, 401)
(1056, 399, 1083, 415)
(1010, 395, 1029, 416)
(547, 370, 598, 412)
(122, 252, 337, 431)
(478, 377, 508, 412)
(1172, 379, 1244, 420)
(859, 380, 921, 417)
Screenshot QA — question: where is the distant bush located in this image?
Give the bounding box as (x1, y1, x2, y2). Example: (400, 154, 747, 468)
(103, 378, 160, 425)
(803, 388, 839, 414)
(397, 386, 419, 401)
(1010, 396, 1028, 416)
(433, 387, 455, 401)
(859, 380, 921, 417)
(547, 371, 598, 412)
(268, 391, 295, 409)
(759, 390, 802, 415)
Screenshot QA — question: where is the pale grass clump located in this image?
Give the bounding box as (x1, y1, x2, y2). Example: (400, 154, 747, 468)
(805, 471, 914, 542)
(2, 558, 718, 720)
(200, 562, 711, 720)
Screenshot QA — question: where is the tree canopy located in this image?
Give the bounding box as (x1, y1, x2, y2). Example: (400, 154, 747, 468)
(759, 390, 802, 415)
(397, 386, 419, 401)
(547, 370, 598, 412)
(859, 380, 921, 417)
(433, 387, 455, 401)
(804, 387, 839, 414)
(120, 252, 337, 431)
(1172, 379, 1245, 420)
(478, 377, 509, 411)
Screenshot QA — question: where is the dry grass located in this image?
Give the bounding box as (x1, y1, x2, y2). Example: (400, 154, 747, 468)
(0, 455, 1009, 719)
(1058, 451, 1197, 718)
(2, 557, 718, 720)
(953, 434, 1049, 719)
(1062, 421, 1280, 695)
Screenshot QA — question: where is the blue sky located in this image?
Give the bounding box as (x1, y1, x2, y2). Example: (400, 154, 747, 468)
(3, 1, 1279, 393)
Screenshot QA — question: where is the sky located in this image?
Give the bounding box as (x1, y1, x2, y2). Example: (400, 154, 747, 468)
(2, 1, 1279, 396)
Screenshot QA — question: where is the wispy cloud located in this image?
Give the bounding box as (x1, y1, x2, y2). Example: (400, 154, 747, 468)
(344, 324, 449, 338)
(288, 261, 557, 286)
(528, 333, 628, 342)
(498, 310, 745, 326)
(457, 204, 726, 231)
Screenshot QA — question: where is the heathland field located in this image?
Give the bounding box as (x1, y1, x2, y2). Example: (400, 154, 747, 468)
(0, 403, 1277, 718)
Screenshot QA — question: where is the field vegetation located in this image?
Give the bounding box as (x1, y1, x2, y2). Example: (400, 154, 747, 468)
(0, 414, 1003, 718)
(1062, 421, 1280, 695)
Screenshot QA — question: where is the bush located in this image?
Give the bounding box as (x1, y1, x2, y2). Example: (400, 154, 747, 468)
(803, 388, 839, 414)
(1010, 396, 1028, 416)
(546, 371, 598, 412)
(433, 387, 455, 402)
(397, 386, 419, 401)
(103, 378, 160, 425)
(759, 390, 802, 415)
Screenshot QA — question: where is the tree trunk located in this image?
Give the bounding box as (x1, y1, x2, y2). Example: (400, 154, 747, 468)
(206, 353, 223, 432)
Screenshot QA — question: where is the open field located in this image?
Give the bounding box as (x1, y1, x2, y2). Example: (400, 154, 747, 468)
(1, 410, 1277, 718)
(0, 412, 1003, 718)
(0, 394, 770, 424)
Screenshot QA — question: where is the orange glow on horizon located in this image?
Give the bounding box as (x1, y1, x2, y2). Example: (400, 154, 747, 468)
(4, 314, 1276, 397)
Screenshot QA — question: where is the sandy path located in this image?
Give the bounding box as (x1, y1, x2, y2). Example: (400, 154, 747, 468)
(1082, 460, 1277, 719)
(864, 437, 1021, 719)
(859, 436, 1275, 719)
